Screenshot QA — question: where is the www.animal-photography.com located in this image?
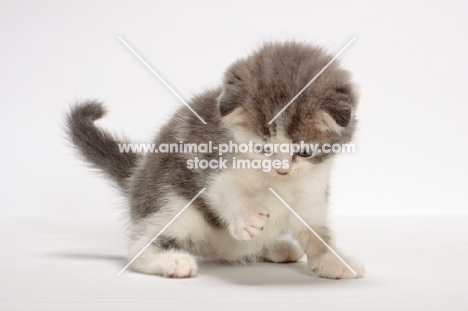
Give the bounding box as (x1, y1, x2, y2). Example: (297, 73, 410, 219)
(1, 1, 467, 310)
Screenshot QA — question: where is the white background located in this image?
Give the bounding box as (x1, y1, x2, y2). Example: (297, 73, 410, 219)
(1, 1, 467, 217)
(1, 1, 468, 310)
(2, 1, 468, 218)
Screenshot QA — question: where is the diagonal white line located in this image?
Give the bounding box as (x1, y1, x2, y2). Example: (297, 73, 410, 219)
(268, 188, 357, 276)
(118, 36, 207, 124)
(268, 37, 356, 124)
(117, 188, 206, 276)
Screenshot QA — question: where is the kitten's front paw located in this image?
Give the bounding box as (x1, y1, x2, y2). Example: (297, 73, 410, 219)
(308, 252, 364, 279)
(228, 209, 270, 240)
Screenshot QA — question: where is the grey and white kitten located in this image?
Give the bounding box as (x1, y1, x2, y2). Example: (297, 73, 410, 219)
(67, 42, 364, 279)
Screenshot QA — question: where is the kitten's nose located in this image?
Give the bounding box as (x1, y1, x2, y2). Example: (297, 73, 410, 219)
(273, 152, 292, 175)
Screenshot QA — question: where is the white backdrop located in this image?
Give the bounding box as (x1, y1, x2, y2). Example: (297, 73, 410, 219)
(1, 0, 467, 217)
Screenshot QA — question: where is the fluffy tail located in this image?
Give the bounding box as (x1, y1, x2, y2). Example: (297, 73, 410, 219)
(66, 100, 138, 190)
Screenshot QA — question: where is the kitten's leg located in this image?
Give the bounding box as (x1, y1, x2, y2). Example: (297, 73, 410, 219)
(206, 172, 270, 240)
(262, 240, 304, 263)
(127, 190, 212, 277)
(292, 223, 364, 279)
(128, 235, 198, 278)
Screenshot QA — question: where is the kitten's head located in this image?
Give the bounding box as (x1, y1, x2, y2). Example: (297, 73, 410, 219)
(218, 42, 358, 177)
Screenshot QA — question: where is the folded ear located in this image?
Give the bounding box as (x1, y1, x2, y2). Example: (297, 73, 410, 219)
(218, 87, 242, 116)
(219, 64, 246, 116)
(321, 104, 352, 127)
(322, 85, 357, 126)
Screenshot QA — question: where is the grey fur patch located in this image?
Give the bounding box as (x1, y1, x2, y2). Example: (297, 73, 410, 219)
(153, 235, 180, 250)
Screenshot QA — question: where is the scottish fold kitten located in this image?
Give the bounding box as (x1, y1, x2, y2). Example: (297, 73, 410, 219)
(67, 42, 364, 279)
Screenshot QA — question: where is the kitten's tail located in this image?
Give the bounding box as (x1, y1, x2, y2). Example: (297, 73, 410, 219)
(66, 100, 139, 190)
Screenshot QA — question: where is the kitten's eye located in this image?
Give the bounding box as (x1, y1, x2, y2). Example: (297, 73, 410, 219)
(297, 147, 313, 158)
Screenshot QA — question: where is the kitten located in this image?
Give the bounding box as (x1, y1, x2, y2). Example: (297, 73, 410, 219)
(67, 42, 364, 279)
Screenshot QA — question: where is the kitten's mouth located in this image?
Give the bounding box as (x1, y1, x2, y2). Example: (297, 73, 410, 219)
(276, 170, 290, 176)
(273, 152, 292, 176)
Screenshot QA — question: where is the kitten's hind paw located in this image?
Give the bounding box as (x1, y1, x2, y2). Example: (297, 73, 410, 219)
(228, 209, 270, 240)
(263, 240, 304, 263)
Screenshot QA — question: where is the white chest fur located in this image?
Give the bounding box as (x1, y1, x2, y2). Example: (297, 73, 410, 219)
(197, 160, 332, 260)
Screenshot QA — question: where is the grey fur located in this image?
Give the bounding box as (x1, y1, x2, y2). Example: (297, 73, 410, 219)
(153, 235, 180, 251)
(66, 101, 139, 190)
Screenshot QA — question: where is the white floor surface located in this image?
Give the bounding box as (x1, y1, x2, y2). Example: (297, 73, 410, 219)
(1, 215, 466, 310)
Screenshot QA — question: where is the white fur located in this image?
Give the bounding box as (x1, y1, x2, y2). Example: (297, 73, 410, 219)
(128, 193, 203, 277)
(203, 153, 333, 260)
(263, 240, 304, 263)
(308, 252, 365, 279)
(228, 208, 270, 240)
